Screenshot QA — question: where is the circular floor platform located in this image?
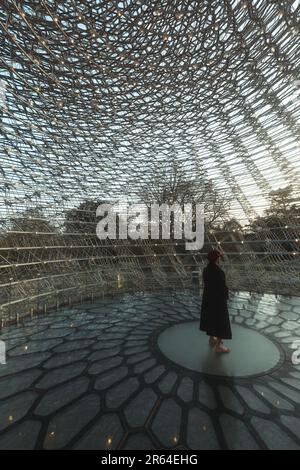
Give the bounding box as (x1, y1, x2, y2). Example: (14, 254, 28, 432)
(157, 322, 284, 377)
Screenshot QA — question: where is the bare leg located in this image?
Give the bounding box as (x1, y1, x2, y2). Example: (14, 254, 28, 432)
(209, 336, 224, 346)
(214, 338, 230, 353)
(209, 336, 218, 346)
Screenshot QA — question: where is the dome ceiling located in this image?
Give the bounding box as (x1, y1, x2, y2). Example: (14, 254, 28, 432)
(0, 0, 299, 319)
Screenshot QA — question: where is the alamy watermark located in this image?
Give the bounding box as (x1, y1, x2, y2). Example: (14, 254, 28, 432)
(96, 200, 204, 250)
(0, 340, 6, 365)
(291, 340, 300, 365)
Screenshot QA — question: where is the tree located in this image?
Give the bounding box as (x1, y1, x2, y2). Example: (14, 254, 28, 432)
(265, 185, 300, 220)
(63, 199, 117, 266)
(140, 159, 229, 228)
(209, 218, 244, 256)
(0, 207, 59, 283)
(0, 207, 57, 249)
(64, 200, 104, 234)
(248, 185, 300, 255)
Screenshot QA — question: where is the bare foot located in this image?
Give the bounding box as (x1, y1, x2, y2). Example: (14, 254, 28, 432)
(214, 343, 230, 353)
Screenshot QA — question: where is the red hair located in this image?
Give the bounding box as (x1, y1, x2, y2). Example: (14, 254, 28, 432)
(207, 249, 223, 263)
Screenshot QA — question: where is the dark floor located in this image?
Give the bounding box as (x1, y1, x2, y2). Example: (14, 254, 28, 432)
(0, 290, 300, 450)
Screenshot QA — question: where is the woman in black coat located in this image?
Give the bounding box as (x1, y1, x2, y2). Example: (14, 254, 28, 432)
(199, 249, 232, 353)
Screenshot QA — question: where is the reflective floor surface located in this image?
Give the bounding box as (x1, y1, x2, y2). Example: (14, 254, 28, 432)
(0, 290, 300, 450)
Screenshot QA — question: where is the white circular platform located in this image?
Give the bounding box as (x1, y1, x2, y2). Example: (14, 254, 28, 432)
(157, 322, 283, 377)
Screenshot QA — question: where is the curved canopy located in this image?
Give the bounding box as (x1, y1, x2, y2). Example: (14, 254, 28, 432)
(0, 1, 299, 320)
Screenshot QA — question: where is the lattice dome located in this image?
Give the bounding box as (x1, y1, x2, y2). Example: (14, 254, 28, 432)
(0, 0, 299, 323)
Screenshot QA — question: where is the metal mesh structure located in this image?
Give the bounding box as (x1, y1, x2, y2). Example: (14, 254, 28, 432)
(0, 0, 300, 324)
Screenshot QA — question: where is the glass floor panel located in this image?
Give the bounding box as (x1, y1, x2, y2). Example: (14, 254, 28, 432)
(0, 291, 300, 450)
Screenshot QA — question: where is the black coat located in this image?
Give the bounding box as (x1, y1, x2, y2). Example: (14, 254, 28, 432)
(199, 262, 232, 339)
